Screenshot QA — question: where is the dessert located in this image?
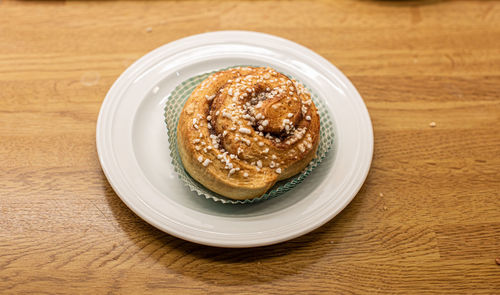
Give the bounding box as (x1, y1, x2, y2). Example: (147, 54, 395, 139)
(176, 66, 320, 200)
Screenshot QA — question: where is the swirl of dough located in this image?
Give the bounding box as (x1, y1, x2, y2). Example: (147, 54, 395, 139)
(177, 66, 320, 200)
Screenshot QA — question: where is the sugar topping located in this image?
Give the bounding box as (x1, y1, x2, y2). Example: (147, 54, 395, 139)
(238, 127, 251, 134)
(188, 66, 315, 177)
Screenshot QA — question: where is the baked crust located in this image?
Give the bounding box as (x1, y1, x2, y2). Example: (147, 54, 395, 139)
(176, 66, 320, 200)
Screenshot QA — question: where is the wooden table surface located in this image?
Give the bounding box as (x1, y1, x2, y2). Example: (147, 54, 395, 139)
(1, 0, 499, 294)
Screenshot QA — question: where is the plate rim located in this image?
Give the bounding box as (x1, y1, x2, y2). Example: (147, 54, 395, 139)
(96, 30, 373, 247)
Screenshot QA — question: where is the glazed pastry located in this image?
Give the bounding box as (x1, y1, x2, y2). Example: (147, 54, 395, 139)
(177, 66, 320, 200)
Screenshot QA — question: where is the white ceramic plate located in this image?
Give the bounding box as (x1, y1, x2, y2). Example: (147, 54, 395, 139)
(96, 31, 373, 248)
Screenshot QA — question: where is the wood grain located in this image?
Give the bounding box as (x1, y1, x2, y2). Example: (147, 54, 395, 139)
(1, 0, 499, 294)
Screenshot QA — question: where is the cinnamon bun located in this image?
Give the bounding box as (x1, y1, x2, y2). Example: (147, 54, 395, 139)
(177, 66, 320, 200)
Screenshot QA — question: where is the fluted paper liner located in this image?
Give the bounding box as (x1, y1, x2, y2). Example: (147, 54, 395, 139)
(164, 68, 335, 204)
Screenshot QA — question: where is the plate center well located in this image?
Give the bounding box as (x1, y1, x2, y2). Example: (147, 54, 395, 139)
(131, 60, 338, 218)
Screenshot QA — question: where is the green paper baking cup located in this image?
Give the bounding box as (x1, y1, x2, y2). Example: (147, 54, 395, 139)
(164, 68, 335, 204)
